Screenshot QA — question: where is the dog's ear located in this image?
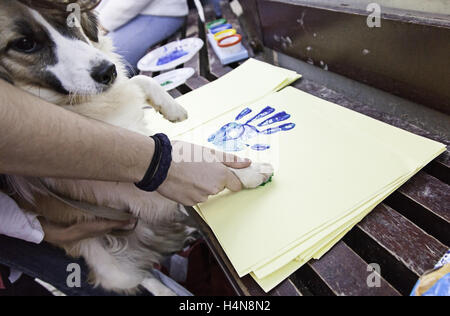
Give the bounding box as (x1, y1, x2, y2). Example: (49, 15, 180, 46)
(80, 11, 99, 43)
(0, 64, 14, 85)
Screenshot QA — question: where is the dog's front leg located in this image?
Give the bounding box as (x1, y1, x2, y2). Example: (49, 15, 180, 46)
(130, 75, 188, 123)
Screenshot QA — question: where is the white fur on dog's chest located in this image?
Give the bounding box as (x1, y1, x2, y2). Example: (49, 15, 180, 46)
(64, 79, 152, 135)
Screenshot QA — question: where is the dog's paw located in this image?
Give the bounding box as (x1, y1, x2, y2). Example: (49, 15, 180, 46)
(231, 163, 274, 189)
(165, 102, 188, 123)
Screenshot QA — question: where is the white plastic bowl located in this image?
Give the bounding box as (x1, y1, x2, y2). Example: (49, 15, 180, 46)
(153, 68, 195, 91)
(137, 38, 204, 72)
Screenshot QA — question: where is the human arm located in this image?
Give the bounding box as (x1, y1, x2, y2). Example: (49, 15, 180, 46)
(0, 79, 155, 183)
(0, 80, 250, 205)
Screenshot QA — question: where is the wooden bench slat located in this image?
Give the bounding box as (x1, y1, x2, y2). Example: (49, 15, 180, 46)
(384, 172, 450, 245)
(178, 10, 212, 93)
(398, 172, 450, 222)
(437, 151, 450, 168)
(186, 7, 200, 38)
(344, 204, 448, 295)
(293, 242, 400, 296)
(207, 42, 233, 80)
(184, 74, 210, 91)
(426, 152, 450, 185)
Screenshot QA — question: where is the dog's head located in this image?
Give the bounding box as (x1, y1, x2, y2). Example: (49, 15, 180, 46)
(0, 0, 117, 97)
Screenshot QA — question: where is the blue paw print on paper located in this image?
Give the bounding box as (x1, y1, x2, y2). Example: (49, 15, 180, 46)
(208, 106, 296, 152)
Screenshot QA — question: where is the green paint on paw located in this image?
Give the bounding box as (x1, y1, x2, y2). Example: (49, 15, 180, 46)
(259, 174, 274, 187)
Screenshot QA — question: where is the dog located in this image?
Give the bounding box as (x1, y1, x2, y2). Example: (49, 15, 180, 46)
(0, 0, 273, 295)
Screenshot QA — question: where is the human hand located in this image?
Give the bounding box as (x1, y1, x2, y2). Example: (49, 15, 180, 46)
(41, 218, 136, 245)
(156, 141, 251, 206)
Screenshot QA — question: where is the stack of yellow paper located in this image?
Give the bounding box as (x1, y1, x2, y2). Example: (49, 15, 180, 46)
(168, 60, 446, 292)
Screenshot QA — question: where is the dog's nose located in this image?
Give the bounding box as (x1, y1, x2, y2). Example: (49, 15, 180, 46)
(91, 62, 117, 85)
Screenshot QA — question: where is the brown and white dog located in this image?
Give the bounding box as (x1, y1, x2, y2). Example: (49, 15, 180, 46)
(0, 0, 272, 295)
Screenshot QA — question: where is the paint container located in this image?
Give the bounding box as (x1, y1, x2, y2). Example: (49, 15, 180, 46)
(218, 34, 243, 54)
(210, 23, 233, 35)
(157, 48, 188, 66)
(137, 38, 204, 72)
(214, 29, 237, 42)
(154, 68, 195, 91)
(206, 18, 227, 30)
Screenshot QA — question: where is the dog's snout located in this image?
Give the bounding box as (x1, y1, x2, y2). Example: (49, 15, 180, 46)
(91, 62, 117, 86)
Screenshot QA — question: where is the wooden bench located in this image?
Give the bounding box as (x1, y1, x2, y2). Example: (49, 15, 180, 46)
(167, 1, 449, 296)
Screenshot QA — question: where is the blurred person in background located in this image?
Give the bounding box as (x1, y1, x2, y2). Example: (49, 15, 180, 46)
(98, 0, 189, 75)
(210, 0, 223, 18)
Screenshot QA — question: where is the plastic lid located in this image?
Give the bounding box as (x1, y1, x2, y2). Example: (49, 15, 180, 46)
(207, 18, 227, 29)
(137, 38, 204, 72)
(153, 68, 195, 91)
(210, 23, 233, 34)
(214, 29, 237, 41)
(218, 34, 242, 48)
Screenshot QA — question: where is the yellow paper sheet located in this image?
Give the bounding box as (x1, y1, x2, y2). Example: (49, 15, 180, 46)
(252, 169, 420, 292)
(180, 88, 412, 276)
(251, 144, 444, 292)
(147, 59, 301, 137)
(282, 87, 445, 170)
(249, 89, 447, 279)
(251, 171, 407, 278)
(252, 172, 412, 292)
(173, 66, 445, 293)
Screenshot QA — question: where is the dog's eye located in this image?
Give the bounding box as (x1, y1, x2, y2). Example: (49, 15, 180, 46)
(12, 37, 38, 53)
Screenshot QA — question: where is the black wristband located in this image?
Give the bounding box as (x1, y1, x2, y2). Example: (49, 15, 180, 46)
(135, 133, 172, 192)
